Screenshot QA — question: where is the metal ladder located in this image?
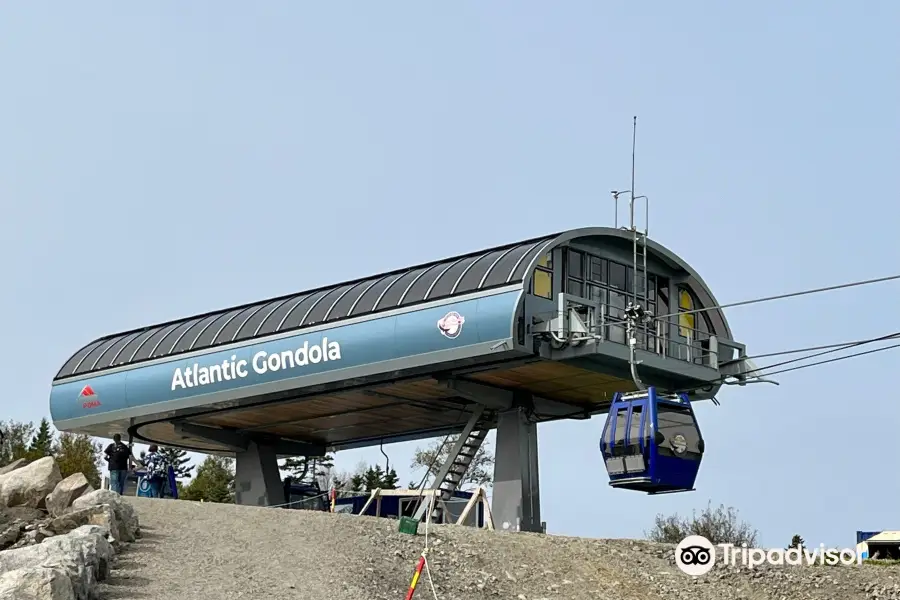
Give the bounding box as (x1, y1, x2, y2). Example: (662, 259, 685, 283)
(413, 407, 487, 523)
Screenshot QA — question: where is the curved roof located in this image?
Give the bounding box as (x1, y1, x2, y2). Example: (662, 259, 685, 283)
(54, 232, 557, 381)
(516, 227, 734, 341)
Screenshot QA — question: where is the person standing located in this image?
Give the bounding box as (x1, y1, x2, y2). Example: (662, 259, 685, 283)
(143, 445, 166, 498)
(104, 434, 136, 495)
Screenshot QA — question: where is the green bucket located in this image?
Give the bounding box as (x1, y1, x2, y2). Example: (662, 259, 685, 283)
(398, 516, 420, 535)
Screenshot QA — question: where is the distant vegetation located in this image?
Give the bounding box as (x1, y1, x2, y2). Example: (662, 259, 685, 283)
(647, 501, 758, 547)
(1, 418, 103, 487)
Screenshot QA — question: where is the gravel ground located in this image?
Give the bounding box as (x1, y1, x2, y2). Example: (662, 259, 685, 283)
(96, 498, 900, 600)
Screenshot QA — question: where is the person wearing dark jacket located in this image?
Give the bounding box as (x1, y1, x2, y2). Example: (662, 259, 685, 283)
(104, 434, 137, 495)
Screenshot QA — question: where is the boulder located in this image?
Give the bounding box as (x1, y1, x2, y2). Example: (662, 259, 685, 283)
(0, 566, 75, 600)
(0, 457, 62, 509)
(48, 505, 120, 543)
(0, 521, 24, 549)
(0, 528, 114, 600)
(3, 506, 46, 523)
(0, 458, 30, 477)
(70, 490, 138, 541)
(45, 474, 93, 518)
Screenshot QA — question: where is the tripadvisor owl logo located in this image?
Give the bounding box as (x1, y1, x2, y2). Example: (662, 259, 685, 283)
(675, 534, 863, 575)
(675, 535, 716, 576)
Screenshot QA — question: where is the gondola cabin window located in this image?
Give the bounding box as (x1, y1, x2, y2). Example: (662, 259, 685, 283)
(656, 404, 702, 459)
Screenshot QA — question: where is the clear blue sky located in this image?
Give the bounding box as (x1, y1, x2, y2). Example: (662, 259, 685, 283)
(1, 3, 897, 548)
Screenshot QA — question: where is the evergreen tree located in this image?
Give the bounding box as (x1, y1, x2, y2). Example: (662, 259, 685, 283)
(55, 433, 102, 488)
(157, 446, 193, 479)
(181, 455, 235, 503)
(27, 418, 55, 460)
(349, 473, 365, 492)
(0, 420, 36, 466)
(381, 468, 399, 490)
(361, 465, 399, 491)
(788, 534, 805, 550)
(280, 454, 335, 487)
(363, 465, 385, 491)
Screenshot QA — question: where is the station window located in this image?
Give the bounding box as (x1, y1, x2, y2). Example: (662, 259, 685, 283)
(677, 287, 695, 339)
(589, 257, 605, 284)
(567, 249, 585, 298)
(608, 261, 627, 291)
(531, 253, 553, 299)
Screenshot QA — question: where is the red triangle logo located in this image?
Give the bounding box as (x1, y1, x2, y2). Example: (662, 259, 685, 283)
(80, 385, 95, 397)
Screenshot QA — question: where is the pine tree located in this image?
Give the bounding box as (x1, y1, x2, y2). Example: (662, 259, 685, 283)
(157, 447, 193, 479)
(363, 465, 385, 491)
(0, 420, 36, 466)
(280, 457, 311, 481)
(55, 433, 102, 488)
(788, 534, 805, 550)
(181, 455, 235, 503)
(349, 473, 365, 492)
(312, 454, 334, 485)
(26, 418, 55, 460)
(381, 468, 399, 490)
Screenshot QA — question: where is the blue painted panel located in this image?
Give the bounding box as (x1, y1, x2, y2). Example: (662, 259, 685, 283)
(50, 291, 519, 424)
(49, 371, 129, 424)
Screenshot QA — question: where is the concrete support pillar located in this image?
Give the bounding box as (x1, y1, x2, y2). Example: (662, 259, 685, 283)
(234, 441, 284, 507)
(491, 407, 542, 532)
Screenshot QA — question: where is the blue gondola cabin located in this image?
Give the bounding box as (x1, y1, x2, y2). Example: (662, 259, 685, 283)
(600, 386, 705, 494)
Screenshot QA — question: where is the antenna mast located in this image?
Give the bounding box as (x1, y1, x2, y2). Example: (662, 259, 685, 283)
(612, 116, 650, 390)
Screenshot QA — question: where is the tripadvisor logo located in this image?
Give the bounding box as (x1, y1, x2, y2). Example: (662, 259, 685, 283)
(675, 535, 862, 576)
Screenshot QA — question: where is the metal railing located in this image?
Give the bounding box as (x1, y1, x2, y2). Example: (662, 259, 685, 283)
(533, 296, 720, 368)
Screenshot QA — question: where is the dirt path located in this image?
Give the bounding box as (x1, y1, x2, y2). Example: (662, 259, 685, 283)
(95, 497, 896, 600)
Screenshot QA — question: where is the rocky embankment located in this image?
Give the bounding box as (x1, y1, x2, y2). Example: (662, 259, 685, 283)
(0, 457, 140, 599)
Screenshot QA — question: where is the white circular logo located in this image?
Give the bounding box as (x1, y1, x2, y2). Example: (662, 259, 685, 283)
(675, 535, 716, 576)
(437, 311, 465, 338)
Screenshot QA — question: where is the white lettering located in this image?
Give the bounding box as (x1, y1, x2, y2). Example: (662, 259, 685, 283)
(170, 338, 343, 392)
(171, 369, 186, 390)
(253, 351, 267, 374)
(296, 342, 308, 366)
(328, 340, 341, 360)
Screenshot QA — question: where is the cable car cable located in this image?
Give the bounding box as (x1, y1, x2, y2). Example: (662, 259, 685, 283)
(725, 332, 900, 362)
(653, 273, 900, 321)
(674, 332, 900, 396)
(730, 329, 900, 377)
(752, 341, 900, 378)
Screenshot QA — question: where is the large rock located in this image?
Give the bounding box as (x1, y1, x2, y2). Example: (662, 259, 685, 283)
(0, 566, 75, 600)
(0, 457, 61, 509)
(0, 528, 113, 600)
(0, 458, 30, 477)
(70, 490, 138, 542)
(46, 474, 93, 518)
(3, 506, 46, 523)
(48, 505, 119, 544)
(0, 521, 24, 549)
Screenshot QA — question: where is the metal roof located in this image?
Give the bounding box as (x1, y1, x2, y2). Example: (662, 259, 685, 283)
(54, 232, 557, 381)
